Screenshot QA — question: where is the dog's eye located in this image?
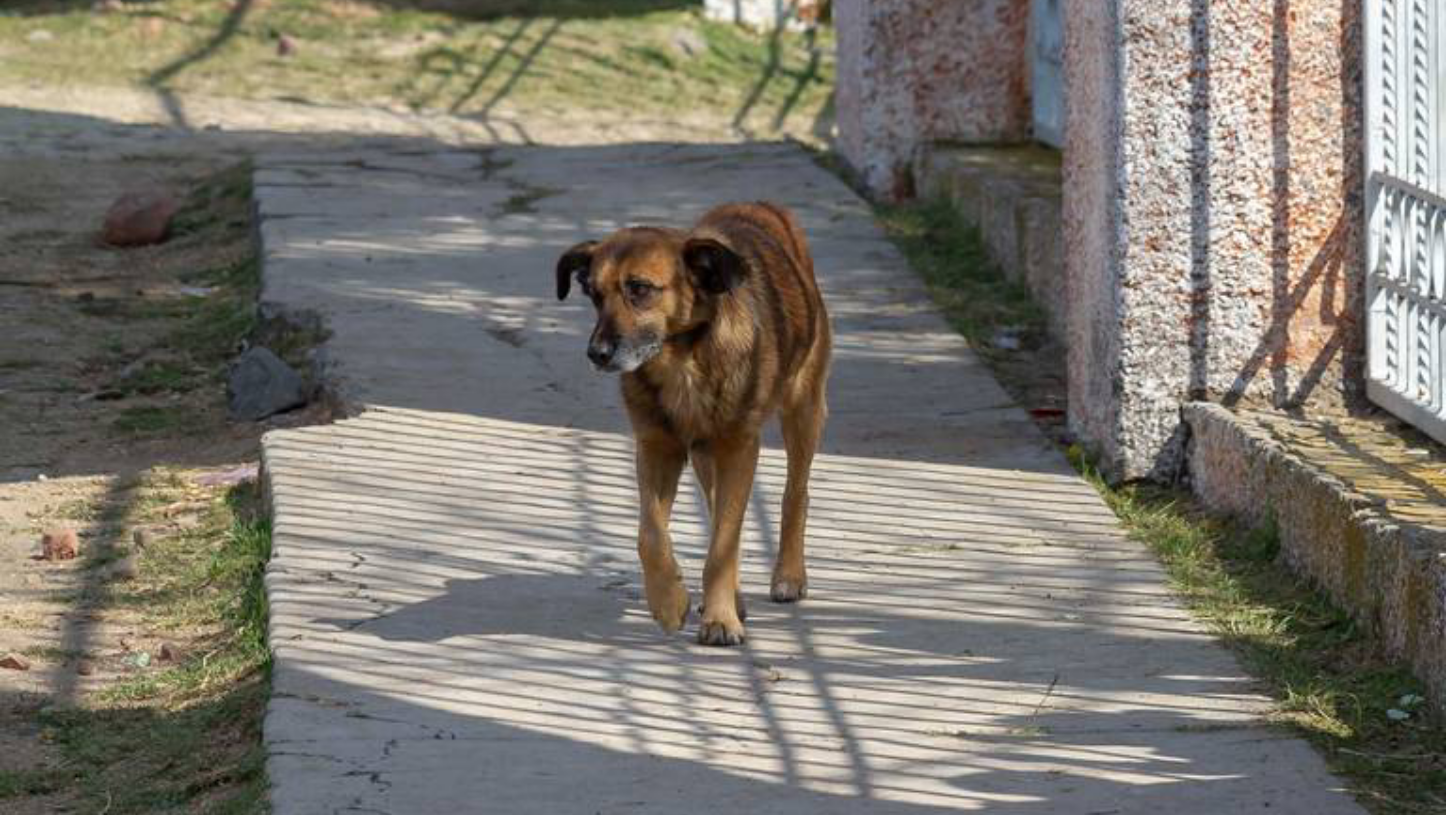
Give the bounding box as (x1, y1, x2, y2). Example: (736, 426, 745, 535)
(577, 274, 594, 298)
(625, 279, 655, 299)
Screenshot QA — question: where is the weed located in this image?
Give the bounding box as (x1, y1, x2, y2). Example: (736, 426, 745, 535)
(113, 405, 199, 435)
(874, 198, 1047, 353)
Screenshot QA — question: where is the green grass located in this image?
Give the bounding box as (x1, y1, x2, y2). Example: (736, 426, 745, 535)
(874, 198, 1047, 353)
(92, 162, 261, 415)
(1073, 450, 1446, 814)
(24, 479, 274, 814)
(113, 404, 201, 434)
(0, 0, 833, 138)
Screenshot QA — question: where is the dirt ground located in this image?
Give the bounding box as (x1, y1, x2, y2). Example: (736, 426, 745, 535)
(0, 112, 276, 812)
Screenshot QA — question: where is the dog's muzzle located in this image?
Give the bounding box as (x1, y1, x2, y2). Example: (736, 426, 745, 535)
(588, 335, 660, 373)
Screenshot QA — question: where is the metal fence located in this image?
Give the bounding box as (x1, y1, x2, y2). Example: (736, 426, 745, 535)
(1366, 0, 1446, 443)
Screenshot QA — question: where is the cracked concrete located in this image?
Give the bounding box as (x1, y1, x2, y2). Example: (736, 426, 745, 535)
(257, 143, 1364, 813)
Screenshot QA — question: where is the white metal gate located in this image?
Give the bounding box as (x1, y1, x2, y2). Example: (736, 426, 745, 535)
(1365, 0, 1446, 443)
(1030, 0, 1064, 148)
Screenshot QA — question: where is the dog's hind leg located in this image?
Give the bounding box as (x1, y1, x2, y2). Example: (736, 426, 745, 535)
(698, 432, 759, 646)
(774, 384, 825, 603)
(636, 431, 690, 633)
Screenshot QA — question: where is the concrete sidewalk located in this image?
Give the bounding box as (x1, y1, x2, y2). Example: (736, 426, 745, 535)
(256, 143, 1363, 813)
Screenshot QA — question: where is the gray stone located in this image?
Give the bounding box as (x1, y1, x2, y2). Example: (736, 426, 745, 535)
(227, 346, 306, 421)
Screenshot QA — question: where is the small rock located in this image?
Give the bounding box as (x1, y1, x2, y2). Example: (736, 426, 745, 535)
(227, 346, 308, 421)
(40, 529, 79, 561)
(277, 34, 296, 56)
(102, 189, 181, 247)
(132, 529, 150, 550)
(26, 29, 54, 43)
(0, 653, 31, 671)
(107, 554, 139, 581)
(157, 642, 180, 662)
(670, 28, 708, 58)
(76, 661, 94, 676)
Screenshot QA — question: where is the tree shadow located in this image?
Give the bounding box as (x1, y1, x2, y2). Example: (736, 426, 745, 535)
(144, 0, 256, 129)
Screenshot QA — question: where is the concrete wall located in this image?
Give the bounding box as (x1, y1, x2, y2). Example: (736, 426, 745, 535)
(833, 0, 1031, 199)
(1064, 0, 1364, 480)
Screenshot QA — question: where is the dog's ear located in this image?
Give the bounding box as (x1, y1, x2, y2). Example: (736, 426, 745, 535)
(555, 240, 598, 301)
(682, 237, 746, 295)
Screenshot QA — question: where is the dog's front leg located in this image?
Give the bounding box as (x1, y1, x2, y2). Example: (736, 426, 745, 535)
(635, 431, 690, 632)
(698, 432, 760, 646)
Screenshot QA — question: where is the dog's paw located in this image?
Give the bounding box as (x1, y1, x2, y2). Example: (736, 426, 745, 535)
(697, 610, 746, 647)
(646, 575, 691, 633)
(770, 572, 807, 604)
(699, 591, 748, 622)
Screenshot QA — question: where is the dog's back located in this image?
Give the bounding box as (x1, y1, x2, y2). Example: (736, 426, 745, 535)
(689, 202, 830, 387)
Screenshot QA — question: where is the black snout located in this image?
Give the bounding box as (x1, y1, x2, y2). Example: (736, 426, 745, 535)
(587, 337, 616, 368)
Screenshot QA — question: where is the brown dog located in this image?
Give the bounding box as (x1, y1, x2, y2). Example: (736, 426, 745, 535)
(555, 202, 831, 645)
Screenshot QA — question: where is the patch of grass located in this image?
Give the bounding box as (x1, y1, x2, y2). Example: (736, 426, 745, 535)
(874, 198, 1047, 353)
(0, 767, 67, 798)
(112, 358, 204, 395)
(78, 297, 195, 321)
(113, 404, 201, 434)
(1069, 448, 1446, 815)
(0, 1, 833, 139)
(495, 181, 562, 216)
(36, 476, 272, 814)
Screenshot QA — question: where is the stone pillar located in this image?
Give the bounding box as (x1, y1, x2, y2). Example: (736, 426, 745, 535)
(834, 0, 1030, 199)
(1063, 0, 1363, 481)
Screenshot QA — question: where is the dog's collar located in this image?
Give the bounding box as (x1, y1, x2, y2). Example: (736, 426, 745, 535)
(667, 323, 709, 349)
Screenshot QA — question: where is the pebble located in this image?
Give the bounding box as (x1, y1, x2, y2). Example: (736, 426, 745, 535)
(0, 653, 32, 671)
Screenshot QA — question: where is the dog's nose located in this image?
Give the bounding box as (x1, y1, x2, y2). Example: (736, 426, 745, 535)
(588, 339, 615, 367)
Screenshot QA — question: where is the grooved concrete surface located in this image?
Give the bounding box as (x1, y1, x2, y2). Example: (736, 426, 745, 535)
(256, 143, 1363, 814)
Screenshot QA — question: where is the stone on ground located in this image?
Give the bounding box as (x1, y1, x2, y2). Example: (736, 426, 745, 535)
(227, 346, 306, 421)
(101, 188, 179, 247)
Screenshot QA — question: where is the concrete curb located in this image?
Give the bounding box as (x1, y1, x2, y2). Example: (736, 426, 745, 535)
(1184, 402, 1446, 707)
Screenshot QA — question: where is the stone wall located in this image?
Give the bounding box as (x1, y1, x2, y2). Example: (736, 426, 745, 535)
(1064, 0, 1364, 480)
(833, 0, 1030, 199)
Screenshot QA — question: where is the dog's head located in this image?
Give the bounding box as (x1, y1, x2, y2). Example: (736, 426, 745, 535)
(555, 227, 745, 373)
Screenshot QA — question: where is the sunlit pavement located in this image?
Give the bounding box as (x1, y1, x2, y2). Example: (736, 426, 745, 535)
(257, 143, 1363, 813)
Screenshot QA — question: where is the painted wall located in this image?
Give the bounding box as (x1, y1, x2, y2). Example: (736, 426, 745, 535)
(1064, 0, 1364, 480)
(833, 0, 1031, 199)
